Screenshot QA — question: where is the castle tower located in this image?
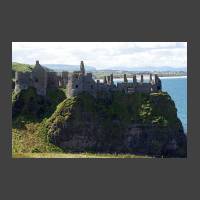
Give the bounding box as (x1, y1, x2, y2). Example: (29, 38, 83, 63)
(155, 74, 162, 91)
(155, 74, 158, 82)
(133, 74, 137, 84)
(80, 61, 85, 75)
(32, 60, 47, 96)
(61, 71, 69, 87)
(141, 74, 144, 83)
(107, 76, 111, 84)
(110, 74, 114, 85)
(149, 74, 152, 83)
(124, 74, 128, 83)
(103, 76, 107, 84)
(36, 60, 40, 66)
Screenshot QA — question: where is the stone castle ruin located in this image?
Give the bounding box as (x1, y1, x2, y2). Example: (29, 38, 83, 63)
(14, 60, 162, 97)
(14, 61, 68, 96)
(66, 61, 162, 97)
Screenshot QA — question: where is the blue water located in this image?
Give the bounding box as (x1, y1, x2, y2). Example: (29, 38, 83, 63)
(161, 77, 187, 133)
(113, 77, 187, 133)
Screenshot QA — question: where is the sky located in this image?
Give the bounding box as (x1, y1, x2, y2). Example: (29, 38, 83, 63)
(12, 42, 187, 70)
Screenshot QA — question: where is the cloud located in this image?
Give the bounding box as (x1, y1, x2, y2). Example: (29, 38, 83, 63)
(12, 42, 187, 69)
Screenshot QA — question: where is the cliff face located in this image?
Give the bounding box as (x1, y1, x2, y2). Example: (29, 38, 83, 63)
(12, 87, 66, 120)
(46, 92, 187, 157)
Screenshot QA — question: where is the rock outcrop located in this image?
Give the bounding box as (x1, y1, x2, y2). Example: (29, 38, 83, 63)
(45, 91, 187, 157)
(12, 87, 66, 120)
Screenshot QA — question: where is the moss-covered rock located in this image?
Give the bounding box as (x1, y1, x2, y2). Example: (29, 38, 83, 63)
(44, 91, 187, 157)
(12, 87, 66, 122)
(12, 88, 186, 157)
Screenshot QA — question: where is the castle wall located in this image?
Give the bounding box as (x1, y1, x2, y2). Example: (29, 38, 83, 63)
(14, 60, 162, 98)
(61, 71, 69, 87)
(32, 62, 47, 96)
(14, 71, 32, 93)
(135, 83, 152, 93)
(47, 72, 59, 88)
(67, 73, 83, 97)
(67, 72, 96, 97)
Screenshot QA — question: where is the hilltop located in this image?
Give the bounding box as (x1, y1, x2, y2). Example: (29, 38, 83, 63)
(12, 88, 187, 157)
(12, 61, 187, 158)
(12, 62, 34, 72)
(12, 62, 34, 81)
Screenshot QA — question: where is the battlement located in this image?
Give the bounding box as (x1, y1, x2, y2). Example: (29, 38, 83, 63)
(67, 61, 162, 97)
(14, 60, 162, 98)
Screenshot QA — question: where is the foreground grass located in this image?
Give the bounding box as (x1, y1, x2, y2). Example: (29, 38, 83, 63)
(13, 152, 151, 159)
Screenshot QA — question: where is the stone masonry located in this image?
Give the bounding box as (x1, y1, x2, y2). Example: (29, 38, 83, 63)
(14, 60, 162, 97)
(14, 60, 68, 96)
(66, 61, 162, 97)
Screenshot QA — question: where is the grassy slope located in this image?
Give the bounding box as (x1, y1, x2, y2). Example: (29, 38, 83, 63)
(12, 62, 34, 72)
(12, 88, 181, 157)
(12, 87, 66, 154)
(12, 120, 63, 154)
(13, 152, 151, 158)
(12, 62, 34, 80)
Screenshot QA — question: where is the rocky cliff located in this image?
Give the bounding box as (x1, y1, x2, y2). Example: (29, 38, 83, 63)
(44, 91, 187, 157)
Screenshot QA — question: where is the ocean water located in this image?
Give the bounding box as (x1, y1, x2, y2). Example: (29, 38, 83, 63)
(160, 77, 187, 133)
(113, 77, 187, 133)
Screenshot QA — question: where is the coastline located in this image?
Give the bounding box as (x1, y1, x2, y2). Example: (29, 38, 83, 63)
(160, 76, 187, 79)
(110, 76, 187, 82)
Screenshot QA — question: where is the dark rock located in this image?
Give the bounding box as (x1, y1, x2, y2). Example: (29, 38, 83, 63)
(46, 92, 187, 157)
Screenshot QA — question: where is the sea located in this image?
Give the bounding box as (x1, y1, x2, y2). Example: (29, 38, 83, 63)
(112, 76, 187, 133)
(160, 76, 187, 133)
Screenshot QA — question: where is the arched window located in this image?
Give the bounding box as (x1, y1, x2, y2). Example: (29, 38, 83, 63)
(91, 85, 93, 89)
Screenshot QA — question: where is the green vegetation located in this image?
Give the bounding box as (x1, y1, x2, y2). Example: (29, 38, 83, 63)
(12, 120, 63, 154)
(12, 87, 66, 154)
(12, 62, 34, 79)
(44, 91, 182, 154)
(13, 152, 151, 158)
(12, 62, 34, 72)
(12, 88, 183, 157)
(138, 92, 175, 126)
(12, 87, 66, 120)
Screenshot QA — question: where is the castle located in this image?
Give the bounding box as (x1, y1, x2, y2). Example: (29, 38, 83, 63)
(14, 60, 162, 97)
(14, 61, 68, 96)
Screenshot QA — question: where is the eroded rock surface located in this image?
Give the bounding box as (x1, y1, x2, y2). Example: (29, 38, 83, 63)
(46, 92, 187, 157)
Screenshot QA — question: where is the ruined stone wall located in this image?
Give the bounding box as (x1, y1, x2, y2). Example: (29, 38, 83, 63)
(67, 72, 96, 97)
(14, 61, 70, 96)
(67, 73, 83, 97)
(67, 71, 162, 98)
(47, 72, 59, 88)
(135, 83, 152, 93)
(61, 71, 69, 87)
(31, 62, 47, 96)
(14, 71, 32, 93)
(82, 73, 96, 95)
(115, 74, 162, 94)
(14, 60, 162, 99)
